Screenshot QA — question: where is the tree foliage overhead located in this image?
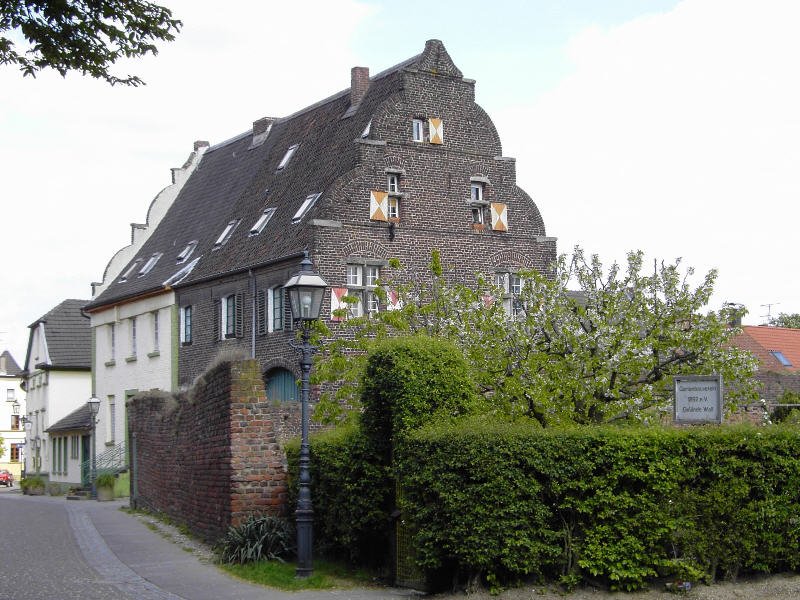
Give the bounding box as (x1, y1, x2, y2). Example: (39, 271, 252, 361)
(771, 313, 800, 329)
(312, 247, 758, 427)
(0, 0, 181, 85)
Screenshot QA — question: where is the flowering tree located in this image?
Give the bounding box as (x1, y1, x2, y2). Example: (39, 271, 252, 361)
(313, 247, 757, 427)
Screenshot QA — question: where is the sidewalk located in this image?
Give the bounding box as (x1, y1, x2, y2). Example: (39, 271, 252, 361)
(65, 494, 418, 600)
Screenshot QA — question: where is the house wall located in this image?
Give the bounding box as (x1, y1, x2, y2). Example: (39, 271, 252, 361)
(24, 369, 90, 478)
(0, 374, 25, 480)
(174, 62, 556, 414)
(128, 359, 287, 542)
(91, 292, 176, 452)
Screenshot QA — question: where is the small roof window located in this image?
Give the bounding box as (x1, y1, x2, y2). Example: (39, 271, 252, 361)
(214, 220, 240, 248)
(163, 256, 201, 287)
(119, 259, 143, 283)
(138, 252, 163, 277)
(277, 144, 299, 170)
(176, 241, 198, 264)
(361, 120, 371, 139)
(291, 193, 321, 224)
(249, 207, 277, 236)
(770, 350, 793, 367)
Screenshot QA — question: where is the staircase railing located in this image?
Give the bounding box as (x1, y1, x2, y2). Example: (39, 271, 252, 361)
(82, 440, 127, 477)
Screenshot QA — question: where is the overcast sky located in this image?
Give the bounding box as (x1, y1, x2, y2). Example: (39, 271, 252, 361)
(1, 0, 798, 365)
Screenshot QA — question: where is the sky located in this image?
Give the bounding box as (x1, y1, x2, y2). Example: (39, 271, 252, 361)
(1, 0, 798, 365)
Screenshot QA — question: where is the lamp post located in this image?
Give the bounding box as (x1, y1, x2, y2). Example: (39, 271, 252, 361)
(283, 251, 328, 578)
(87, 396, 100, 499)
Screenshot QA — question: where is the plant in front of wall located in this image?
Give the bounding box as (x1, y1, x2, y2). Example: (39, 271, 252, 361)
(20, 475, 45, 495)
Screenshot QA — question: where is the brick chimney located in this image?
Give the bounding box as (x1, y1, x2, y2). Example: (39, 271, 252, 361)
(250, 117, 275, 149)
(351, 66, 370, 106)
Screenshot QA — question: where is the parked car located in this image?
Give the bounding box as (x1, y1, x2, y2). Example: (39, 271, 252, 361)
(0, 470, 13, 487)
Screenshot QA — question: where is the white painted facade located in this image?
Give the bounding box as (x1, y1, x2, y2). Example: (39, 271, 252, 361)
(90, 292, 176, 453)
(91, 143, 208, 298)
(0, 362, 26, 481)
(23, 366, 91, 482)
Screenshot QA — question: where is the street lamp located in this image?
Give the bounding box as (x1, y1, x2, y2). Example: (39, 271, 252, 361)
(283, 251, 328, 578)
(87, 396, 100, 499)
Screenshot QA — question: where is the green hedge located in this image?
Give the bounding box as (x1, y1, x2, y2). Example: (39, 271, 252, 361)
(285, 424, 393, 567)
(395, 419, 800, 590)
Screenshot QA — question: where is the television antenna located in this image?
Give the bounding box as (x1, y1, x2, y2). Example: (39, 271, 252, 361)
(760, 302, 780, 324)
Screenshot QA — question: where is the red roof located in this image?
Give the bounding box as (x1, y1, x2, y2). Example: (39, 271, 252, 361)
(731, 326, 800, 372)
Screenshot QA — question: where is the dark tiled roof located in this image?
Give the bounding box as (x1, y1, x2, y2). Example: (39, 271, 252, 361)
(87, 41, 448, 310)
(0, 350, 22, 376)
(47, 403, 93, 432)
(27, 299, 91, 370)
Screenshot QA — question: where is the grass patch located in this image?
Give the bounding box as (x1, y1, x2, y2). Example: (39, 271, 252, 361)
(221, 559, 375, 591)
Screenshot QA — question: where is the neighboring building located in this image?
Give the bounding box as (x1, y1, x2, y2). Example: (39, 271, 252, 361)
(82, 142, 209, 477)
(21, 299, 92, 487)
(730, 325, 800, 403)
(0, 350, 26, 480)
(85, 40, 557, 439)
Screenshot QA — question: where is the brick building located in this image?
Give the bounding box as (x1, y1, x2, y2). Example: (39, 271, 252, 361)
(86, 40, 556, 427)
(730, 325, 800, 404)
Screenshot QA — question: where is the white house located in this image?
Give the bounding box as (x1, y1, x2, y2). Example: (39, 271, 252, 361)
(83, 142, 208, 478)
(22, 299, 92, 489)
(0, 350, 26, 481)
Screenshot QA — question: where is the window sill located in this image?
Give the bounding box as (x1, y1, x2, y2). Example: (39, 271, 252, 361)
(105, 441, 115, 447)
(104, 360, 116, 367)
(125, 356, 137, 363)
(471, 223, 486, 232)
(181, 341, 192, 347)
(147, 351, 160, 359)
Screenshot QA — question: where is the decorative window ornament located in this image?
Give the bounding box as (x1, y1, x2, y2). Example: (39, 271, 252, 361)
(428, 118, 444, 144)
(369, 190, 388, 222)
(491, 203, 508, 231)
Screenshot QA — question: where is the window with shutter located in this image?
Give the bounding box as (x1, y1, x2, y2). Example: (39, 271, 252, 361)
(271, 287, 284, 331)
(370, 190, 388, 222)
(257, 290, 267, 335)
(491, 203, 508, 231)
(214, 300, 220, 341)
(235, 293, 244, 338)
(331, 287, 348, 322)
(429, 118, 443, 144)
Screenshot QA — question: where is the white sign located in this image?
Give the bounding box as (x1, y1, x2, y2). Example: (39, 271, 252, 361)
(674, 375, 723, 424)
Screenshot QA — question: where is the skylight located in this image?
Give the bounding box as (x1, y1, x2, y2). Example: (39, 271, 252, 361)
(249, 207, 277, 236)
(139, 252, 163, 277)
(214, 220, 240, 248)
(291, 193, 321, 224)
(119, 259, 143, 282)
(770, 350, 793, 367)
(163, 256, 201, 287)
(277, 144, 299, 170)
(361, 120, 371, 138)
(176, 241, 198, 264)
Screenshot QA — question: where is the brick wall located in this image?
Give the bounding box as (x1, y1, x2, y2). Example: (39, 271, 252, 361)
(128, 359, 288, 542)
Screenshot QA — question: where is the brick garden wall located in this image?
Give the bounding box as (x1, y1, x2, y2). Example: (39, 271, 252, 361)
(128, 359, 288, 542)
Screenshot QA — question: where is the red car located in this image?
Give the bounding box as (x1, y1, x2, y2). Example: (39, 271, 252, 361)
(0, 470, 13, 487)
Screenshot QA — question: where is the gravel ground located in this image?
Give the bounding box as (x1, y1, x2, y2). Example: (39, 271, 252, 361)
(430, 574, 800, 600)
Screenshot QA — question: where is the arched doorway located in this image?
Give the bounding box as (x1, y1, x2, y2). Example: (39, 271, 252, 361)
(264, 367, 299, 402)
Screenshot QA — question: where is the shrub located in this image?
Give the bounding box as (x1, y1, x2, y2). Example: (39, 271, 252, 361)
(395, 420, 800, 591)
(286, 424, 393, 567)
(95, 473, 117, 488)
(360, 334, 480, 459)
(217, 515, 294, 564)
(20, 475, 45, 491)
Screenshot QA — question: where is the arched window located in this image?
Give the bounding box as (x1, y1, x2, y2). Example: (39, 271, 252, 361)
(264, 368, 299, 402)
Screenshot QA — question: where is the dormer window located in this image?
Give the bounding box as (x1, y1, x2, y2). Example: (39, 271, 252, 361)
(249, 207, 277, 236)
(176, 241, 198, 264)
(119, 259, 143, 282)
(292, 193, 321, 224)
(214, 220, 240, 248)
(277, 144, 299, 170)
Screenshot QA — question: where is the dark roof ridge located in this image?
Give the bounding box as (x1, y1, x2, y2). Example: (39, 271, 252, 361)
(29, 298, 91, 327)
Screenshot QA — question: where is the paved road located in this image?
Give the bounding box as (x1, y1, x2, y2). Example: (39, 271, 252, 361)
(0, 486, 415, 600)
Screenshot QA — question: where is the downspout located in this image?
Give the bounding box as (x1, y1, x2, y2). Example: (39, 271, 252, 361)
(249, 269, 256, 359)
